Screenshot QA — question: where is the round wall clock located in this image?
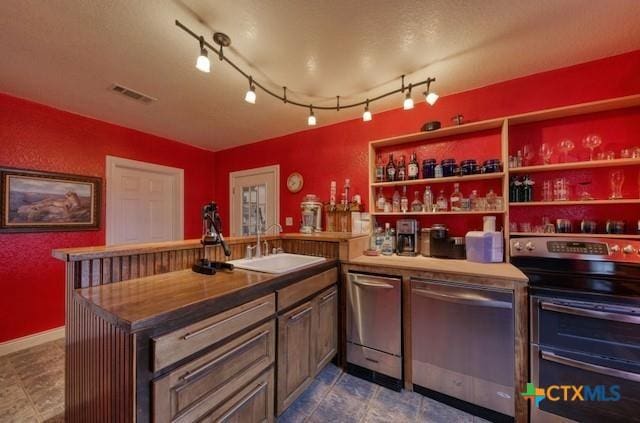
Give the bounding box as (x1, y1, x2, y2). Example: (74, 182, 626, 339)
(287, 172, 304, 193)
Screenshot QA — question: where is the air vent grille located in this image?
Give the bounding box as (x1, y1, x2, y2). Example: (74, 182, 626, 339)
(110, 84, 157, 104)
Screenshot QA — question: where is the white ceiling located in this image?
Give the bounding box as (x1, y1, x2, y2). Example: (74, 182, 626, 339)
(1, 0, 639, 151)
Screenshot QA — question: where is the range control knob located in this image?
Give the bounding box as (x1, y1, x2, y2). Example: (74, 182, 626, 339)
(609, 245, 620, 254)
(623, 245, 636, 254)
(525, 242, 536, 251)
(513, 241, 523, 251)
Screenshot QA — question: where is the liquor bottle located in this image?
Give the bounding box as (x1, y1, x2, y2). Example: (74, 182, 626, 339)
(397, 155, 407, 181)
(469, 190, 479, 210)
(450, 183, 463, 211)
(386, 153, 396, 182)
(436, 189, 448, 211)
(381, 223, 394, 256)
(486, 189, 497, 210)
(509, 176, 518, 203)
(411, 191, 423, 211)
(373, 226, 385, 252)
(376, 187, 386, 211)
(400, 186, 409, 213)
(434, 163, 443, 178)
(392, 189, 401, 212)
(423, 186, 434, 213)
(408, 152, 419, 180)
(522, 174, 534, 202)
(375, 154, 385, 182)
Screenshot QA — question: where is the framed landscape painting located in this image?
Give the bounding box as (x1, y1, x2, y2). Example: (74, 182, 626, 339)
(0, 167, 101, 232)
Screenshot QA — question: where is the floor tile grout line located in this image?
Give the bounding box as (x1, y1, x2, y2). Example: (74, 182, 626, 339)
(358, 384, 380, 423)
(302, 367, 344, 422)
(7, 357, 42, 422)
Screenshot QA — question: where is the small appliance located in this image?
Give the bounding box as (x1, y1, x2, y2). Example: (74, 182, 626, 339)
(192, 202, 234, 275)
(396, 219, 420, 256)
(300, 194, 323, 233)
(429, 224, 450, 258)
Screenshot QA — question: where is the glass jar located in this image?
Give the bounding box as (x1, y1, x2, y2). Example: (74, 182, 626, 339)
(441, 159, 457, 177)
(422, 159, 437, 179)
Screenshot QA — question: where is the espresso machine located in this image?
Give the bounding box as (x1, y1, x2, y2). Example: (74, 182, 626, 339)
(192, 202, 234, 275)
(300, 194, 323, 233)
(396, 219, 420, 256)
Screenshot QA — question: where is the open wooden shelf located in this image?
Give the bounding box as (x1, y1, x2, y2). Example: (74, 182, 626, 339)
(371, 210, 505, 216)
(509, 199, 640, 207)
(508, 157, 640, 174)
(510, 232, 640, 239)
(372, 172, 504, 188)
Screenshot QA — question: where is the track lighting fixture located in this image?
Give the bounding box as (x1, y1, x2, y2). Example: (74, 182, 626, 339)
(176, 20, 439, 124)
(424, 78, 439, 106)
(195, 36, 210, 73)
(245, 76, 256, 104)
(308, 106, 316, 126)
(403, 84, 414, 110)
(362, 100, 372, 122)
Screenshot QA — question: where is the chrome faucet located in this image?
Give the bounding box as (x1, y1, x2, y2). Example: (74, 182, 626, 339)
(255, 223, 283, 258)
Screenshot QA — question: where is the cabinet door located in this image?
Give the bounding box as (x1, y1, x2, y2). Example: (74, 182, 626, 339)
(276, 301, 315, 415)
(313, 286, 338, 374)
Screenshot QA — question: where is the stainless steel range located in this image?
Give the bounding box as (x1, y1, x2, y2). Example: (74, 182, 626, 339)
(511, 237, 640, 423)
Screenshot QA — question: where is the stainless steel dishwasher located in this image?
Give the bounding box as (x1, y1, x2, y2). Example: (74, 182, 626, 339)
(347, 272, 402, 389)
(411, 278, 515, 417)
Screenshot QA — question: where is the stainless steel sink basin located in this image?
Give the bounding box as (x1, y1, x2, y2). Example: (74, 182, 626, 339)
(228, 253, 326, 274)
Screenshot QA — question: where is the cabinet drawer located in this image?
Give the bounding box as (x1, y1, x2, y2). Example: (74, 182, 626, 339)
(199, 369, 274, 423)
(153, 320, 275, 423)
(153, 294, 275, 371)
(277, 268, 337, 311)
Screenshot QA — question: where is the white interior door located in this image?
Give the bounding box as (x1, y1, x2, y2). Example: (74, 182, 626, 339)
(106, 156, 184, 245)
(230, 165, 279, 237)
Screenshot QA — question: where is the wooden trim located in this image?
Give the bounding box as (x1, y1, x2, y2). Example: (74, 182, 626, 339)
(277, 268, 338, 311)
(229, 164, 280, 237)
(0, 326, 64, 357)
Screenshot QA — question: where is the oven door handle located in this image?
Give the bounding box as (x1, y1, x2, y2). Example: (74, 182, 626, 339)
(541, 350, 640, 383)
(412, 288, 512, 309)
(540, 301, 640, 324)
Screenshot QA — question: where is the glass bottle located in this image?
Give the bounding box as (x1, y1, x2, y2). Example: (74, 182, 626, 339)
(509, 176, 519, 203)
(450, 183, 463, 211)
(434, 163, 443, 178)
(408, 152, 419, 180)
(376, 187, 386, 211)
(486, 189, 497, 210)
(423, 186, 433, 213)
(411, 191, 423, 211)
(400, 186, 409, 213)
(436, 189, 448, 211)
(469, 190, 479, 210)
(373, 226, 385, 252)
(381, 223, 394, 256)
(386, 153, 396, 182)
(375, 154, 385, 182)
(392, 189, 401, 212)
(397, 155, 407, 181)
(522, 174, 534, 202)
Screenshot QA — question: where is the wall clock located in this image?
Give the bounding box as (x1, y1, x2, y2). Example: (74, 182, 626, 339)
(287, 172, 304, 193)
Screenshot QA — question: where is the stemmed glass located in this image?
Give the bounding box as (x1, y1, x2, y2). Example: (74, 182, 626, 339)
(523, 144, 536, 166)
(558, 139, 575, 163)
(582, 134, 602, 161)
(540, 143, 553, 165)
(609, 170, 625, 199)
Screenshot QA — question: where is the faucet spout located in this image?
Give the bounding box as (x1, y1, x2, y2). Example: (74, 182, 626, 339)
(256, 223, 283, 258)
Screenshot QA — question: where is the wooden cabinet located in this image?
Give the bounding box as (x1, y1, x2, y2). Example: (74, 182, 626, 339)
(276, 285, 338, 415)
(276, 301, 315, 414)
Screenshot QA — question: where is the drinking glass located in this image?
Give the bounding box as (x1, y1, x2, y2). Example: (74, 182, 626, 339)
(523, 144, 536, 166)
(542, 180, 553, 202)
(540, 143, 553, 165)
(609, 170, 625, 199)
(557, 139, 575, 163)
(582, 134, 602, 161)
(578, 181, 594, 201)
(553, 178, 570, 201)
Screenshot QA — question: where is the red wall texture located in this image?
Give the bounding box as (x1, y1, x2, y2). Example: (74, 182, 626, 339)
(214, 50, 640, 235)
(0, 94, 216, 342)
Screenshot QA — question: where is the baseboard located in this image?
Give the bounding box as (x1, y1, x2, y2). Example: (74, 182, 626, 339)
(0, 326, 65, 357)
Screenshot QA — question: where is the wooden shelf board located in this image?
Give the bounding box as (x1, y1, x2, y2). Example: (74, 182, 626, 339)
(371, 210, 505, 216)
(508, 157, 640, 174)
(371, 172, 504, 188)
(370, 118, 505, 148)
(507, 94, 640, 125)
(509, 199, 640, 207)
(510, 232, 640, 239)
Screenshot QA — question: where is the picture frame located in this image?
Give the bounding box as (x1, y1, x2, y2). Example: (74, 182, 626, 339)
(0, 167, 101, 233)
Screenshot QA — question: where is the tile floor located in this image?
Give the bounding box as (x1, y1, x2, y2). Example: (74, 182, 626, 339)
(0, 339, 483, 423)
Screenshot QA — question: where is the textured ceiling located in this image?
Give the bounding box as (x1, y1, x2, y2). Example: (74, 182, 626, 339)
(1, 0, 639, 151)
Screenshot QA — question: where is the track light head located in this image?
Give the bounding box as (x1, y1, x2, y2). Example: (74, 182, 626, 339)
(363, 100, 372, 122)
(403, 87, 414, 110)
(244, 76, 256, 104)
(308, 106, 316, 126)
(195, 37, 210, 73)
(424, 78, 438, 105)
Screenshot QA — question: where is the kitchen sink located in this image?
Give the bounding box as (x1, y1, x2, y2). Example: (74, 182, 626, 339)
(228, 253, 326, 274)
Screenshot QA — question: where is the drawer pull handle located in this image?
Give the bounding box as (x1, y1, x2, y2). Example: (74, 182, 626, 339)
(320, 290, 337, 303)
(216, 382, 267, 423)
(289, 307, 312, 321)
(182, 331, 269, 382)
(183, 302, 270, 340)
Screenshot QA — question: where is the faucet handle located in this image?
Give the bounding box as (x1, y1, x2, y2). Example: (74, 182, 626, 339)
(245, 245, 256, 259)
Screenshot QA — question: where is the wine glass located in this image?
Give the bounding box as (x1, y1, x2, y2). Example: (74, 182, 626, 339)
(540, 143, 553, 165)
(582, 134, 602, 161)
(609, 170, 625, 199)
(523, 144, 535, 166)
(557, 139, 575, 163)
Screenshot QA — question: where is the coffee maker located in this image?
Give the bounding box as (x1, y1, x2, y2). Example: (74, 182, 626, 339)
(396, 219, 420, 256)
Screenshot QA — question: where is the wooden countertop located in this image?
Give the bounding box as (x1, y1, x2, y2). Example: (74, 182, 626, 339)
(52, 232, 366, 261)
(74, 259, 338, 333)
(346, 255, 528, 282)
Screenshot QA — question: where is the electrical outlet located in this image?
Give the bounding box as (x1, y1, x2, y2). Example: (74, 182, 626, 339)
(285, 217, 293, 226)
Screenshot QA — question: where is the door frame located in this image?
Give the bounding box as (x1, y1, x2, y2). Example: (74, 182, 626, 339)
(229, 164, 280, 237)
(106, 155, 184, 245)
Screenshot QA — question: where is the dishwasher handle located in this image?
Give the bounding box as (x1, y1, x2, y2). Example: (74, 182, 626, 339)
(412, 287, 512, 309)
(350, 274, 398, 289)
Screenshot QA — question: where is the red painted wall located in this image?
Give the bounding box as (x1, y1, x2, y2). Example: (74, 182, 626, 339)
(214, 50, 640, 235)
(0, 94, 216, 342)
